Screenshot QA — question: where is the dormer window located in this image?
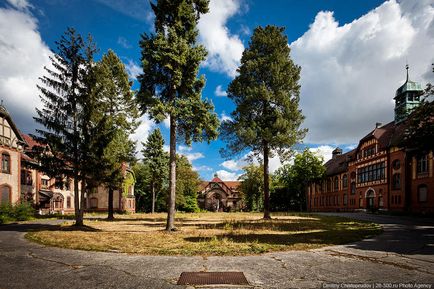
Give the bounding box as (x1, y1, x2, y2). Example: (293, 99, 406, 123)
(363, 146, 376, 158)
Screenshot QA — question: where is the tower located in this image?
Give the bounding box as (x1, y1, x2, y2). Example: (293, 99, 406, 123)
(394, 65, 423, 124)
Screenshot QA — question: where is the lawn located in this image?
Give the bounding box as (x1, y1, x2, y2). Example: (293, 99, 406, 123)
(26, 212, 381, 256)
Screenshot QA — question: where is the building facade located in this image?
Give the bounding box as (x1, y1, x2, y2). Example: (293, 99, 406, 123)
(0, 103, 136, 214)
(198, 175, 243, 212)
(308, 69, 433, 214)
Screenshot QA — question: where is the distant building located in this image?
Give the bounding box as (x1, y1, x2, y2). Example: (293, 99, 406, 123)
(198, 174, 243, 211)
(307, 67, 433, 214)
(0, 103, 135, 214)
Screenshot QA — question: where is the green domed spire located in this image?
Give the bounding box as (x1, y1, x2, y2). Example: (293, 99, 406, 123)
(394, 65, 423, 124)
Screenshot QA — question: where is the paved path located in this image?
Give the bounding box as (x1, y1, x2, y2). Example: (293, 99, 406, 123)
(0, 213, 433, 289)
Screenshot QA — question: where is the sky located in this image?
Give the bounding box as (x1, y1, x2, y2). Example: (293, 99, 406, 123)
(1, 0, 433, 181)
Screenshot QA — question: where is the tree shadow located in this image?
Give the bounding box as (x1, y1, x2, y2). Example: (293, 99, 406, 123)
(0, 222, 101, 233)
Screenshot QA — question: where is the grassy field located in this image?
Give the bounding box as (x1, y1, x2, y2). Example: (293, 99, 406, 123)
(26, 212, 381, 256)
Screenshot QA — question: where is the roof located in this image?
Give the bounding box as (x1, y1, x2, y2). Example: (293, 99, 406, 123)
(324, 149, 355, 176)
(199, 178, 241, 193)
(21, 133, 41, 151)
(359, 120, 408, 151)
(0, 104, 26, 144)
(395, 67, 423, 98)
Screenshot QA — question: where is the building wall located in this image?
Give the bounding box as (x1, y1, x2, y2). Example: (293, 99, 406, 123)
(0, 148, 21, 205)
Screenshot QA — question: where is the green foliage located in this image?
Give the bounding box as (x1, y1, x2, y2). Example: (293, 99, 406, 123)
(239, 164, 266, 211)
(33, 28, 113, 225)
(221, 25, 306, 218)
(175, 155, 201, 212)
(137, 0, 219, 145)
(273, 149, 325, 211)
(142, 129, 169, 212)
(0, 203, 35, 224)
(221, 25, 306, 159)
(138, 0, 218, 229)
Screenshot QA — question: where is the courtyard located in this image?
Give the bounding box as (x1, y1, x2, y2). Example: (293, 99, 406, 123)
(1, 213, 433, 288)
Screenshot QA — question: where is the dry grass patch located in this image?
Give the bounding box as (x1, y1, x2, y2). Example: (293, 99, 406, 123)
(26, 212, 381, 256)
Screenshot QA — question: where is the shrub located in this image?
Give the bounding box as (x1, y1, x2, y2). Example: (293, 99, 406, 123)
(0, 202, 35, 224)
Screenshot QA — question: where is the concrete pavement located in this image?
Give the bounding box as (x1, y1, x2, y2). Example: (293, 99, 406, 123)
(0, 213, 433, 289)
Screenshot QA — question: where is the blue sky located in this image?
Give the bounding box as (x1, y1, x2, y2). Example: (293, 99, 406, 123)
(1, 0, 433, 180)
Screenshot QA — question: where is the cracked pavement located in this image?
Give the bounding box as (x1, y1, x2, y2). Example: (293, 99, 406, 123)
(0, 213, 433, 289)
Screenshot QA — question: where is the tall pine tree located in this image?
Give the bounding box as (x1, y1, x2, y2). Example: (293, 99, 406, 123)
(34, 28, 110, 226)
(221, 25, 306, 219)
(95, 50, 138, 220)
(138, 0, 219, 231)
(141, 128, 168, 214)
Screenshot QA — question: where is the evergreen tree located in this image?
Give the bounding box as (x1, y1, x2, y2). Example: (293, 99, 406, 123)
(33, 28, 109, 226)
(138, 0, 219, 231)
(95, 50, 139, 220)
(221, 25, 306, 219)
(142, 128, 168, 214)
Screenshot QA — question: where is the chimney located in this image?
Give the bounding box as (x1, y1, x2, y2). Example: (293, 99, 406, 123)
(375, 122, 382, 128)
(332, 147, 342, 159)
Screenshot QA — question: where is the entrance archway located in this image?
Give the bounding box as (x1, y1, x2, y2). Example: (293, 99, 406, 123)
(365, 189, 375, 210)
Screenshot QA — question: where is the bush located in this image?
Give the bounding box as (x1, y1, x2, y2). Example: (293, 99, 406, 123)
(0, 202, 35, 224)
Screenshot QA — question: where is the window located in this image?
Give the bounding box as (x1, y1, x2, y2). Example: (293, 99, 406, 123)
(357, 162, 386, 183)
(55, 177, 63, 190)
(350, 182, 356, 195)
(1, 153, 10, 174)
(379, 196, 383, 207)
(327, 179, 331, 192)
(90, 197, 98, 209)
(342, 174, 348, 189)
(359, 197, 363, 208)
(392, 173, 401, 190)
(363, 146, 376, 158)
(417, 155, 428, 174)
(334, 177, 339, 191)
(343, 194, 348, 206)
(41, 179, 49, 189)
(21, 170, 32, 185)
(0, 186, 11, 205)
(418, 185, 428, 203)
(66, 196, 71, 208)
(392, 159, 401, 170)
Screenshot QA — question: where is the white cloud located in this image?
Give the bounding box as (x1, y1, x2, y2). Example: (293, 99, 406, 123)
(220, 111, 232, 122)
(117, 36, 131, 48)
(0, 5, 51, 133)
(178, 145, 192, 152)
(163, 117, 170, 128)
(6, 0, 32, 11)
(198, 0, 244, 77)
(215, 169, 240, 181)
(309, 145, 335, 163)
(125, 59, 141, 80)
(193, 165, 213, 172)
(221, 159, 242, 171)
(291, 0, 434, 144)
(183, 152, 204, 163)
(130, 114, 155, 158)
(214, 85, 228, 97)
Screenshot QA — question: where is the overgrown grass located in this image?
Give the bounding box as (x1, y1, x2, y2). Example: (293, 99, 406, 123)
(0, 203, 35, 224)
(26, 212, 381, 256)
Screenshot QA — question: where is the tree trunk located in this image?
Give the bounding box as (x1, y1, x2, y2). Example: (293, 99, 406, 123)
(151, 182, 155, 214)
(166, 115, 177, 231)
(263, 141, 271, 219)
(78, 178, 86, 226)
(108, 187, 114, 221)
(73, 174, 82, 226)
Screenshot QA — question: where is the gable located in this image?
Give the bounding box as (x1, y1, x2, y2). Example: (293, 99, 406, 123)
(0, 116, 25, 150)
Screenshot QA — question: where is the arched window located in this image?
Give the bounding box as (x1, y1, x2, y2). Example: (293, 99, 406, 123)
(417, 155, 428, 174)
(334, 177, 339, 191)
(1, 153, 11, 174)
(350, 182, 356, 195)
(66, 196, 72, 208)
(392, 159, 400, 170)
(392, 173, 400, 190)
(342, 174, 348, 189)
(418, 185, 428, 203)
(0, 185, 11, 205)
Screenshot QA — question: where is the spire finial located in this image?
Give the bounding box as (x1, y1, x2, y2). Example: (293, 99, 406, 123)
(405, 63, 409, 82)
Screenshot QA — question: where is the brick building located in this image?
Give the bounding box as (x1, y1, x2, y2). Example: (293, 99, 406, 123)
(0, 103, 135, 214)
(307, 69, 433, 214)
(198, 174, 243, 212)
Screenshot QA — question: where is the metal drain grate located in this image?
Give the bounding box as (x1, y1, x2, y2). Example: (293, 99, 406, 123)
(177, 272, 249, 285)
